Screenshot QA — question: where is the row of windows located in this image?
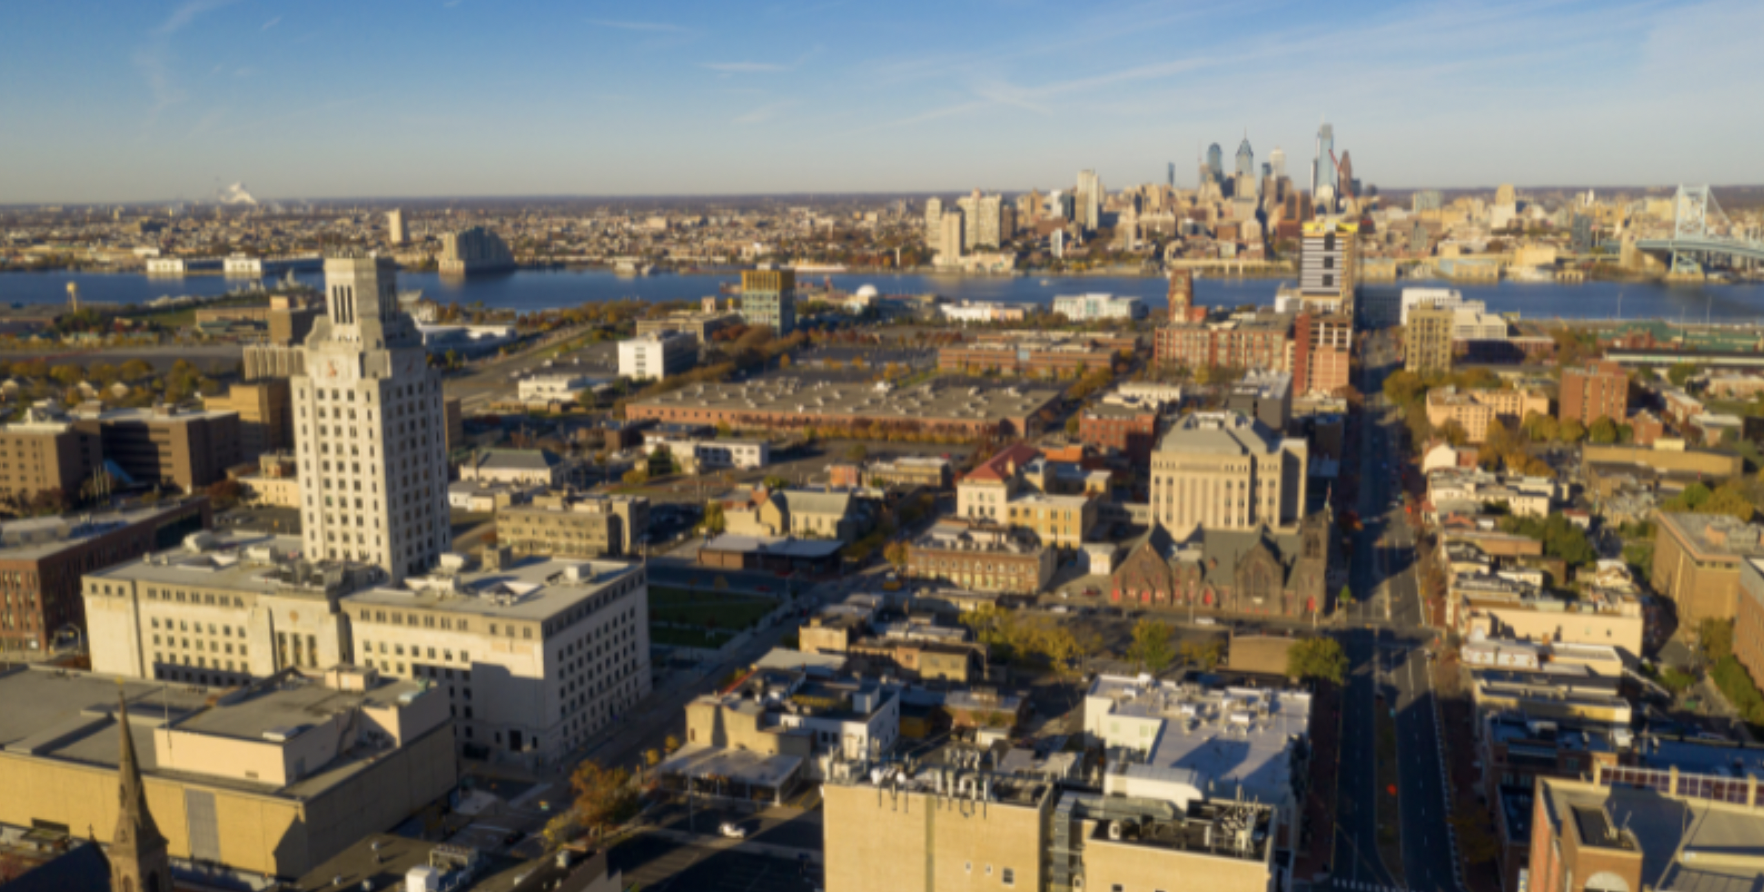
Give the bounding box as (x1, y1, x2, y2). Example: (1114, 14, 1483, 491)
(362, 640, 471, 663)
(152, 635, 246, 657)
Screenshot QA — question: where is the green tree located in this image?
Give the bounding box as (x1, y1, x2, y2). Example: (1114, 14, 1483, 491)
(119, 359, 154, 382)
(1558, 418, 1586, 443)
(49, 364, 83, 387)
(1667, 362, 1697, 387)
(701, 500, 726, 534)
(1127, 620, 1176, 674)
(648, 445, 676, 477)
(844, 443, 869, 462)
(1179, 638, 1224, 671)
(1287, 637, 1348, 684)
(1700, 618, 1734, 662)
(883, 540, 910, 569)
(1065, 416, 1082, 437)
(1587, 416, 1619, 445)
(762, 475, 790, 491)
(1337, 585, 1355, 607)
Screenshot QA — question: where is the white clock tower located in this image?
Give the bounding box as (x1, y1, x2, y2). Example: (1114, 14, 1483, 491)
(293, 255, 450, 582)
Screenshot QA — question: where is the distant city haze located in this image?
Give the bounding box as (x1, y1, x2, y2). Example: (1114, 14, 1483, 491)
(1, 0, 1760, 203)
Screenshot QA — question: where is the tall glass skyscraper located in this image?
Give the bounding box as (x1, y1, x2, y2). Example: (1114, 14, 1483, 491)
(1312, 121, 1336, 196)
(1234, 137, 1254, 178)
(1206, 144, 1223, 182)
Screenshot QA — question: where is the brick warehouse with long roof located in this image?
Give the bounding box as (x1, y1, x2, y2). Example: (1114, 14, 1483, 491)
(626, 377, 1063, 438)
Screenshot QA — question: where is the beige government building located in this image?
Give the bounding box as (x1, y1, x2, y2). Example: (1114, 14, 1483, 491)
(82, 256, 653, 769)
(1150, 412, 1308, 535)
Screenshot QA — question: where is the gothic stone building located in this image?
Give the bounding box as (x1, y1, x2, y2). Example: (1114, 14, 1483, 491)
(1110, 510, 1333, 618)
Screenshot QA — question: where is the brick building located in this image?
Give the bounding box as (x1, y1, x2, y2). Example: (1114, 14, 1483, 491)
(907, 520, 1055, 594)
(0, 499, 210, 655)
(1154, 316, 1291, 371)
(938, 333, 1131, 377)
(0, 408, 101, 501)
(1292, 312, 1353, 396)
(1559, 360, 1629, 426)
(1078, 404, 1158, 463)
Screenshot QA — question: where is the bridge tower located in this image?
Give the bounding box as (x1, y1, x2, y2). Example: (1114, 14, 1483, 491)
(1671, 185, 1711, 275)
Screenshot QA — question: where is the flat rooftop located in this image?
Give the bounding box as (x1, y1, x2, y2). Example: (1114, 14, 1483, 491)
(631, 377, 1061, 423)
(0, 500, 195, 562)
(0, 665, 431, 799)
(1089, 675, 1311, 807)
(89, 531, 376, 600)
(343, 554, 643, 622)
(1545, 779, 1764, 892)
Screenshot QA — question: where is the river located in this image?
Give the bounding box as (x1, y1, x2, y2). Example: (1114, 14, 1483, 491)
(3, 268, 1763, 323)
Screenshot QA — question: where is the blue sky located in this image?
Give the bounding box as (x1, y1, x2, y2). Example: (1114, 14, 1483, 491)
(1, 0, 1759, 203)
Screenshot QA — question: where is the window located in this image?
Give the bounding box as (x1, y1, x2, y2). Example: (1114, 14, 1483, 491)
(1002, 868, 1015, 886)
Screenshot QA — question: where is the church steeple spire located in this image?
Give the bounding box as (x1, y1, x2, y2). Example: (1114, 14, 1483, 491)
(111, 695, 172, 892)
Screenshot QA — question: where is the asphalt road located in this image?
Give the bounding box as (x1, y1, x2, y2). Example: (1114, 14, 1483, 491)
(1329, 329, 1457, 892)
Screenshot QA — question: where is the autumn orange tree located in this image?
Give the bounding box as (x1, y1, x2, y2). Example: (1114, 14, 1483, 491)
(570, 759, 639, 839)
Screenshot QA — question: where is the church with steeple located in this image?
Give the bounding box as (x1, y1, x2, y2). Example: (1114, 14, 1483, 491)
(109, 696, 172, 892)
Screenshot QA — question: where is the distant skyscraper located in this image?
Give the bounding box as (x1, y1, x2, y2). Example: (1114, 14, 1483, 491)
(1337, 151, 1354, 201)
(1206, 144, 1224, 182)
(1412, 190, 1442, 212)
(386, 209, 408, 245)
(1234, 137, 1254, 178)
(296, 256, 450, 582)
(1269, 147, 1286, 181)
(1051, 228, 1065, 259)
(1075, 170, 1102, 231)
(924, 197, 945, 254)
(1167, 162, 1175, 189)
(1312, 120, 1336, 198)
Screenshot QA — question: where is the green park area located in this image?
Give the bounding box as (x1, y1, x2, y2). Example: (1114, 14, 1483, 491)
(646, 586, 779, 650)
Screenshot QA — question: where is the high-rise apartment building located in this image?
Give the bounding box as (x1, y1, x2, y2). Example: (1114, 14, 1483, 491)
(1297, 219, 1360, 310)
(1149, 412, 1308, 535)
(924, 197, 944, 254)
(294, 256, 451, 582)
(1559, 360, 1629, 426)
(1269, 147, 1286, 180)
(438, 226, 514, 275)
(1075, 169, 1102, 231)
(939, 211, 966, 260)
(0, 407, 100, 501)
(618, 330, 699, 381)
(1406, 304, 1455, 374)
(956, 190, 1005, 249)
(740, 268, 797, 334)
(386, 208, 408, 245)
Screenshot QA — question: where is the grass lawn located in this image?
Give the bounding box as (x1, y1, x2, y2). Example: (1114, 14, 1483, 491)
(648, 586, 777, 631)
(650, 626, 736, 649)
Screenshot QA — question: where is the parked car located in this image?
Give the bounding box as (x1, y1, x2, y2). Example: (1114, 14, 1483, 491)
(719, 822, 748, 839)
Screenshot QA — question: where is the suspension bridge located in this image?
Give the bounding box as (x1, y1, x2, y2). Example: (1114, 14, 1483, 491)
(1633, 185, 1764, 274)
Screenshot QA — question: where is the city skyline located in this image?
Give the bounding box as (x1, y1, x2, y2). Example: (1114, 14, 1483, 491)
(2, 0, 1760, 204)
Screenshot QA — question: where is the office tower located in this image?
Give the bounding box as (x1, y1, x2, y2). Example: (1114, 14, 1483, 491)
(924, 197, 944, 254)
(386, 209, 408, 245)
(1075, 170, 1102, 231)
(1413, 190, 1443, 212)
(1050, 229, 1064, 259)
(1206, 144, 1223, 182)
(1312, 121, 1336, 197)
(294, 256, 450, 582)
(1337, 151, 1355, 201)
(1234, 137, 1254, 178)
(1572, 214, 1594, 253)
(740, 268, 797, 334)
(1048, 189, 1074, 222)
(1495, 184, 1517, 206)
(1167, 162, 1176, 189)
(1269, 147, 1286, 181)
